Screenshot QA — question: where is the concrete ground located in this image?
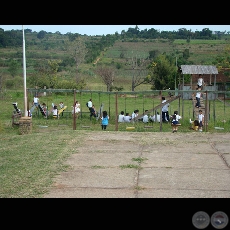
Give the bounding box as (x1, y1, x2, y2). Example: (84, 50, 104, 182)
(43, 131, 230, 198)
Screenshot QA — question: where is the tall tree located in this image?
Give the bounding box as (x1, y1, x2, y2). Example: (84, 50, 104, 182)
(146, 54, 177, 90)
(126, 52, 150, 91)
(95, 66, 115, 91)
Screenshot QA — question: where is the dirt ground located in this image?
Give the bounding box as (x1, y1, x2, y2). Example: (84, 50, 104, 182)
(43, 131, 230, 198)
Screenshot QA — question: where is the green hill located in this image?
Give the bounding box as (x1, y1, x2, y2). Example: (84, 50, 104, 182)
(0, 29, 229, 91)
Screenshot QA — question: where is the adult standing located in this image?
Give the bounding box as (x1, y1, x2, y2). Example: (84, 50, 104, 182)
(161, 97, 170, 122)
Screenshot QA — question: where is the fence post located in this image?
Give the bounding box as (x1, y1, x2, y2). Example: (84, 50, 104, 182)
(115, 92, 118, 131)
(73, 89, 76, 130)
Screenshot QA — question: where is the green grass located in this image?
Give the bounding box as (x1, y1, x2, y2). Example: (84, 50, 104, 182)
(1, 89, 230, 197)
(0, 129, 86, 197)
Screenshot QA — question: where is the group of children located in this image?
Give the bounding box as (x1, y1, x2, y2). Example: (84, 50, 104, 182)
(31, 95, 66, 119)
(30, 95, 205, 132)
(118, 110, 140, 123)
(117, 108, 204, 133)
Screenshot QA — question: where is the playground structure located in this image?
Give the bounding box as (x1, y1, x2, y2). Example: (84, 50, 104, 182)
(22, 86, 230, 132)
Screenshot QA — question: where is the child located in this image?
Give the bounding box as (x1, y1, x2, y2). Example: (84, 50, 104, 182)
(124, 113, 131, 122)
(41, 102, 47, 118)
(89, 105, 97, 120)
(171, 111, 182, 133)
(72, 101, 80, 116)
(142, 110, 149, 123)
(118, 111, 125, 123)
(59, 102, 65, 116)
(52, 105, 58, 119)
(101, 110, 109, 130)
(198, 109, 204, 132)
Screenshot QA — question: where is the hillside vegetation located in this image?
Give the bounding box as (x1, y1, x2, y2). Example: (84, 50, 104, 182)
(0, 26, 230, 92)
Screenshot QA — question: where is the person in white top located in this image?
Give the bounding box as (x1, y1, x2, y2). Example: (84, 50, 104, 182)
(118, 111, 125, 122)
(198, 109, 205, 132)
(142, 110, 149, 123)
(72, 101, 81, 116)
(87, 99, 93, 109)
(150, 112, 160, 123)
(161, 97, 170, 122)
(124, 113, 131, 122)
(197, 74, 205, 89)
(52, 105, 58, 119)
(33, 96, 39, 107)
(193, 87, 204, 108)
(171, 111, 182, 133)
(131, 109, 139, 121)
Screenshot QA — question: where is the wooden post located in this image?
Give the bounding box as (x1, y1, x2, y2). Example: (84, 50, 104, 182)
(115, 92, 118, 131)
(205, 90, 208, 132)
(73, 89, 76, 130)
(160, 90, 162, 132)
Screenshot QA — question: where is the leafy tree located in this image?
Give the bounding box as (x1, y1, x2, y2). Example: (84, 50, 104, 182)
(29, 60, 61, 88)
(37, 30, 46, 39)
(146, 54, 177, 90)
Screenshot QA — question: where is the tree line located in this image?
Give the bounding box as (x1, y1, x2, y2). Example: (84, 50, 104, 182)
(0, 26, 228, 48)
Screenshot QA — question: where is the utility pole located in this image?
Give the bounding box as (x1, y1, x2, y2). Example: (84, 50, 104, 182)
(22, 25, 28, 117)
(175, 57, 177, 90)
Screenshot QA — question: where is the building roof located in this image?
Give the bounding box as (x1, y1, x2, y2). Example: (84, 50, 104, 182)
(181, 65, 218, 75)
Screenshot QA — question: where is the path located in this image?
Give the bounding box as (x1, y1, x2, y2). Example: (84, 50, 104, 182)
(43, 131, 230, 198)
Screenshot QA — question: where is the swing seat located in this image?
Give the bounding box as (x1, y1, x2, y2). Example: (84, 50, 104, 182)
(81, 125, 91, 128)
(126, 127, 135, 130)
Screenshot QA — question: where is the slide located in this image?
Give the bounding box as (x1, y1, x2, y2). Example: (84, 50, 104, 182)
(30, 105, 36, 113)
(38, 104, 47, 117)
(58, 106, 67, 115)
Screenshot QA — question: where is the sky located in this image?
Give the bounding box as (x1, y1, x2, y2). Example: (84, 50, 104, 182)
(0, 25, 229, 36)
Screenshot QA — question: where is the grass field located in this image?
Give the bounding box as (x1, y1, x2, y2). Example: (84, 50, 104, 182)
(1, 89, 230, 197)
